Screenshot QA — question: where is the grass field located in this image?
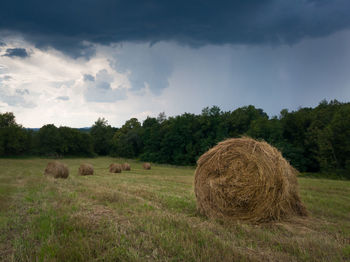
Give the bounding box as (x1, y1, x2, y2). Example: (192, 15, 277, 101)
(0, 158, 349, 261)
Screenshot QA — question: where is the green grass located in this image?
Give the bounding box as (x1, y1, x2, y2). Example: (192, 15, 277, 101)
(0, 157, 349, 261)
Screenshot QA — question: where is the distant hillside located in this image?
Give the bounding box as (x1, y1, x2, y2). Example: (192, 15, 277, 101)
(26, 128, 40, 132)
(77, 127, 91, 133)
(26, 127, 91, 132)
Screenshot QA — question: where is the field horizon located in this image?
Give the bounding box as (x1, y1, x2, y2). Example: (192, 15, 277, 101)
(0, 157, 349, 261)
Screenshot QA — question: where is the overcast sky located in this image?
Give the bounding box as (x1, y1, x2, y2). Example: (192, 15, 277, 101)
(1, 0, 350, 128)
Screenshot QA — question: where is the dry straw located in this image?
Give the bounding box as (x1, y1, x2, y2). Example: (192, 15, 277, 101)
(194, 137, 307, 223)
(109, 163, 122, 173)
(122, 163, 131, 171)
(78, 163, 94, 176)
(44, 161, 69, 179)
(143, 163, 151, 170)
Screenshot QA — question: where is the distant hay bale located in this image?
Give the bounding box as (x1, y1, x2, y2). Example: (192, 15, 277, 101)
(109, 163, 122, 173)
(44, 161, 69, 179)
(194, 137, 307, 223)
(122, 163, 131, 171)
(78, 163, 94, 176)
(143, 162, 151, 170)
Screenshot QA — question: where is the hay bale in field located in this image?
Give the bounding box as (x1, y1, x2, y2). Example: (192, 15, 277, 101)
(143, 162, 151, 170)
(44, 161, 69, 179)
(109, 163, 122, 173)
(78, 163, 94, 176)
(122, 163, 131, 171)
(194, 137, 307, 223)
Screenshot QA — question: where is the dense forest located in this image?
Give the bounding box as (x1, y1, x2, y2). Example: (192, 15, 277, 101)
(1, 99, 349, 177)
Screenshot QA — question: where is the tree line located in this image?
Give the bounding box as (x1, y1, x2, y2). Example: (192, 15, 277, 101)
(1, 99, 349, 177)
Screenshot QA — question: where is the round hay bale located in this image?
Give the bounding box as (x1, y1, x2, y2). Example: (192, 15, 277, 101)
(109, 163, 122, 173)
(78, 163, 94, 176)
(44, 161, 69, 179)
(122, 163, 131, 171)
(194, 137, 307, 223)
(143, 162, 151, 170)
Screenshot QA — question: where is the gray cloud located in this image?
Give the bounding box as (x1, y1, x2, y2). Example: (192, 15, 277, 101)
(1, 1, 350, 56)
(0, 87, 35, 108)
(52, 80, 75, 89)
(3, 48, 29, 58)
(0, 65, 7, 74)
(84, 69, 127, 102)
(56, 96, 69, 101)
(83, 74, 95, 82)
(15, 88, 29, 95)
(110, 43, 173, 94)
(0, 75, 11, 82)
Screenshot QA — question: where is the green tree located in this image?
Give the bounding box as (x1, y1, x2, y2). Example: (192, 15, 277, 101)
(112, 118, 143, 158)
(58, 127, 94, 156)
(0, 112, 30, 156)
(247, 117, 283, 144)
(279, 108, 315, 171)
(90, 118, 115, 155)
(0, 112, 17, 127)
(318, 104, 350, 175)
(140, 117, 163, 162)
(157, 113, 202, 165)
(37, 124, 62, 156)
(227, 105, 268, 137)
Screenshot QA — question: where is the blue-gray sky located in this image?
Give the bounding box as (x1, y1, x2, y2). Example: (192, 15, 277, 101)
(0, 0, 350, 127)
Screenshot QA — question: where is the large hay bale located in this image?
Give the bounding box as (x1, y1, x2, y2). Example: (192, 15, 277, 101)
(109, 163, 122, 173)
(44, 161, 69, 179)
(194, 137, 307, 223)
(143, 162, 151, 170)
(122, 163, 131, 171)
(78, 163, 94, 176)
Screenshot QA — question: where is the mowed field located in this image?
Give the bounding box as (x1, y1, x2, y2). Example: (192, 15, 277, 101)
(0, 158, 349, 262)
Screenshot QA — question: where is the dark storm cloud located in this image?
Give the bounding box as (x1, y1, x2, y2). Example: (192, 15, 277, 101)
(1, 0, 350, 56)
(3, 48, 29, 58)
(0, 42, 5, 46)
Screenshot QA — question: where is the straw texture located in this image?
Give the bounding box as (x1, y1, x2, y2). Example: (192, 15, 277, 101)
(194, 137, 307, 223)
